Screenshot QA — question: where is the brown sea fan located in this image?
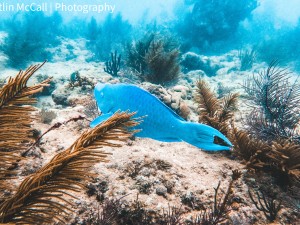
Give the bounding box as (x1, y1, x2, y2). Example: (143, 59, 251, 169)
(0, 62, 51, 150)
(195, 79, 239, 135)
(0, 111, 139, 224)
(195, 79, 220, 118)
(230, 126, 270, 169)
(270, 141, 300, 181)
(0, 62, 51, 191)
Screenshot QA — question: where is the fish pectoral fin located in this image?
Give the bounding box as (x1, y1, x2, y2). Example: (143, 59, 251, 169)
(90, 112, 113, 128)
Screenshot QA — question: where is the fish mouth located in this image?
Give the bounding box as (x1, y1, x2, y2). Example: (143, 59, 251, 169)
(213, 135, 232, 149)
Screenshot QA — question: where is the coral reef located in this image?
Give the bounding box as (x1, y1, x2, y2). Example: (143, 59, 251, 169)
(1, 3, 300, 223)
(0, 38, 298, 224)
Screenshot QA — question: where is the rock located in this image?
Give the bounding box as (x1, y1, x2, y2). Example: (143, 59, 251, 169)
(181, 52, 205, 71)
(163, 180, 175, 194)
(136, 175, 152, 194)
(231, 202, 240, 210)
(181, 52, 222, 76)
(52, 86, 69, 106)
(179, 101, 190, 120)
(100, 75, 112, 83)
(171, 102, 178, 110)
(173, 85, 189, 99)
(162, 95, 172, 104)
(173, 85, 188, 92)
(140, 167, 151, 177)
(156, 186, 167, 196)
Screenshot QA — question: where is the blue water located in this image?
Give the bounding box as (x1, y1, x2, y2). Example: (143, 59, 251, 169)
(0, 0, 299, 70)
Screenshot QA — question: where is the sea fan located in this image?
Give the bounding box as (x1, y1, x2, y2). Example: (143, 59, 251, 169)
(270, 141, 300, 182)
(243, 60, 300, 142)
(0, 62, 51, 191)
(145, 40, 180, 85)
(230, 126, 270, 169)
(231, 126, 300, 183)
(195, 80, 239, 135)
(126, 34, 180, 85)
(0, 111, 138, 224)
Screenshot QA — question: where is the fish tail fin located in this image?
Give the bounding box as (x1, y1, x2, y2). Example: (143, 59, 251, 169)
(179, 122, 232, 151)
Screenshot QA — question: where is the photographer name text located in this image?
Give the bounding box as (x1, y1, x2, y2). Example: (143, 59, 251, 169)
(0, 2, 115, 13)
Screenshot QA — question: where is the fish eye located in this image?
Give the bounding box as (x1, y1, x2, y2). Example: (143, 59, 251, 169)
(100, 92, 104, 97)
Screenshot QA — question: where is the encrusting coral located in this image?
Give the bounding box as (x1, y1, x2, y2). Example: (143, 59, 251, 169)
(0, 111, 138, 224)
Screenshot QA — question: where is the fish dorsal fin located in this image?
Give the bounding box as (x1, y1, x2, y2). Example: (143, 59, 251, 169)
(122, 84, 185, 122)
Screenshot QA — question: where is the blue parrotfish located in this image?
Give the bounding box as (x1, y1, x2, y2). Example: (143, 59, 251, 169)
(91, 83, 232, 151)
